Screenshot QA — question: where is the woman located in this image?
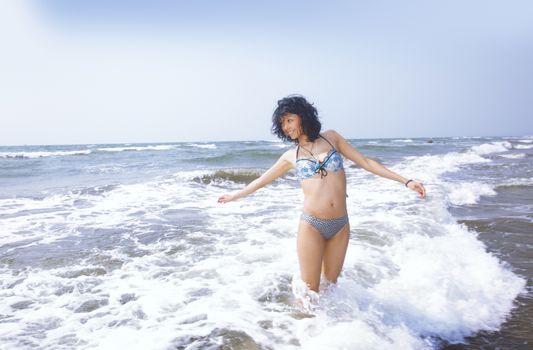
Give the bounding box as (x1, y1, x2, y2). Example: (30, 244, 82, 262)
(218, 95, 426, 293)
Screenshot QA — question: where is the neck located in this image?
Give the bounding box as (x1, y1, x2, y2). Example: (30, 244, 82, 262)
(298, 135, 312, 146)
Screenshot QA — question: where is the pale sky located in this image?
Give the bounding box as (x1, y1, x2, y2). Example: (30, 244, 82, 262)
(1, 0, 532, 145)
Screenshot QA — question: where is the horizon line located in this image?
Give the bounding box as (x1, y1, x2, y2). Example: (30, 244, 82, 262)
(1, 134, 532, 148)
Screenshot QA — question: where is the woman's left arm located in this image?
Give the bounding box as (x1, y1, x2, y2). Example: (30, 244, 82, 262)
(330, 130, 426, 199)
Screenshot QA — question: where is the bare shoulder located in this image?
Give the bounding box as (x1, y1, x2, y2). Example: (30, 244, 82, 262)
(280, 147, 297, 166)
(322, 129, 346, 147)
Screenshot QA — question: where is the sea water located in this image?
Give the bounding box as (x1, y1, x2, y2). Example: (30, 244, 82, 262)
(0, 137, 530, 349)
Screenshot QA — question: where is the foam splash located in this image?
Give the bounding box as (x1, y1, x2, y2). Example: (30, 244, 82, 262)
(0, 149, 92, 158)
(446, 182, 497, 205)
(188, 143, 217, 149)
(499, 153, 526, 159)
(97, 145, 175, 152)
(514, 144, 533, 150)
(470, 141, 512, 155)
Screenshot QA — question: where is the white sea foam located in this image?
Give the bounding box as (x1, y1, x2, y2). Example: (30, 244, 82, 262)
(401, 150, 489, 184)
(188, 143, 217, 149)
(499, 177, 533, 187)
(446, 182, 497, 205)
(500, 153, 526, 159)
(514, 144, 533, 150)
(470, 141, 512, 155)
(97, 145, 175, 152)
(273, 143, 289, 148)
(392, 139, 414, 143)
(0, 149, 92, 158)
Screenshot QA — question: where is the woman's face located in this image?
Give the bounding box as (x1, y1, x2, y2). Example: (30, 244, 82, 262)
(281, 113, 303, 140)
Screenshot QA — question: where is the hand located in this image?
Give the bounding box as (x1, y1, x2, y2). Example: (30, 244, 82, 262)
(217, 193, 236, 203)
(407, 180, 426, 199)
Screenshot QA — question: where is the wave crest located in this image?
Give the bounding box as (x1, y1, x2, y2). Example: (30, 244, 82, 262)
(0, 150, 92, 159)
(192, 169, 262, 185)
(470, 141, 512, 155)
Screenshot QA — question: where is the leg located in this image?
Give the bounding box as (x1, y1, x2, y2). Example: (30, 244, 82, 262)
(322, 222, 350, 283)
(297, 219, 326, 292)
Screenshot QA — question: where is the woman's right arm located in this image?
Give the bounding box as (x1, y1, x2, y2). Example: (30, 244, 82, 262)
(217, 150, 294, 203)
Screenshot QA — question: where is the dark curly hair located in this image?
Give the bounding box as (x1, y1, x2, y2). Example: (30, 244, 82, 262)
(271, 95, 322, 143)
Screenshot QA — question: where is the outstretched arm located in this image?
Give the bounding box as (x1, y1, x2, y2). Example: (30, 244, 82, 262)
(330, 130, 426, 199)
(218, 151, 294, 203)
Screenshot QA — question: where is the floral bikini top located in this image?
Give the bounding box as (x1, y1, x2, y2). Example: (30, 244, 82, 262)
(295, 135, 344, 181)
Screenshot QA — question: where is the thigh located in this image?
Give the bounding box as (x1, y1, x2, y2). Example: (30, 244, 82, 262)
(297, 220, 326, 292)
(322, 222, 350, 283)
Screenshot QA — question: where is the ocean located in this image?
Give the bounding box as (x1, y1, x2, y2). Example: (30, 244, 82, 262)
(0, 136, 531, 350)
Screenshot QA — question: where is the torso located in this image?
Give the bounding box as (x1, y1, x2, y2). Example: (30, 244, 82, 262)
(290, 131, 348, 218)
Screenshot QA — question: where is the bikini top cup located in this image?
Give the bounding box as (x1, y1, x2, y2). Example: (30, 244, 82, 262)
(295, 135, 344, 181)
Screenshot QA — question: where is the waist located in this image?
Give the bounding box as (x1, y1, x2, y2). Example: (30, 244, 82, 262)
(301, 211, 348, 221)
(301, 199, 347, 218)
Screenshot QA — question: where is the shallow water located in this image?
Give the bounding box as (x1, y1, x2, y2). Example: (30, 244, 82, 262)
(0, 137, 530, 349)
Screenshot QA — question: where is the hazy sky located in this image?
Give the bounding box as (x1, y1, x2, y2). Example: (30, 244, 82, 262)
(1, 0, 532, 145)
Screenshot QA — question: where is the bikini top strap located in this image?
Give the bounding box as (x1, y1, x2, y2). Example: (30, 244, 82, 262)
(296, 144, 300, 158)
(319, 134, 335, 149)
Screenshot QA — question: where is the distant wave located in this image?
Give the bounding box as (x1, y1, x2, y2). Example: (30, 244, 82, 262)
(392, 139, 414, 143)
(188, 143, 217, 149)
(514, 144, 533, 150)
(97, 145, 175, 152)
(447, 182, 497, 205)
(194, 149, 280, 164)
(403, 148, 489, 178)
(470, 141, 512, 155)
(272, 143, 289, 148)
(500, 153, 526, 159)
(0, 150, 92, 159)
(403, 141, 518, 177)
(497, 178, 533, 188)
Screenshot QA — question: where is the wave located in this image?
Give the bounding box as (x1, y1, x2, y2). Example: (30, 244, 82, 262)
(0, 150, 92, 159)
(514, 144, 533, 150)
(403, 150, 489, 177)
(191, 169, 262, 185)
(499, 153, 526, 159)
(446, 182, 497, 205)
(496, 178, 533, 188)
(97, 145, 175, 152)
(400, 141, 520, 181)
(195, 150, 281, 164)
(272, 143, 289, 148)
(188, 143, 217, 149)
(392, 139, 414, 143)
(470, 141, 512, 155)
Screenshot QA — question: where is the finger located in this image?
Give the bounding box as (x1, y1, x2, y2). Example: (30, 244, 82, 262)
(413, 183, 421, 196)
(419, 184, 426, 198)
